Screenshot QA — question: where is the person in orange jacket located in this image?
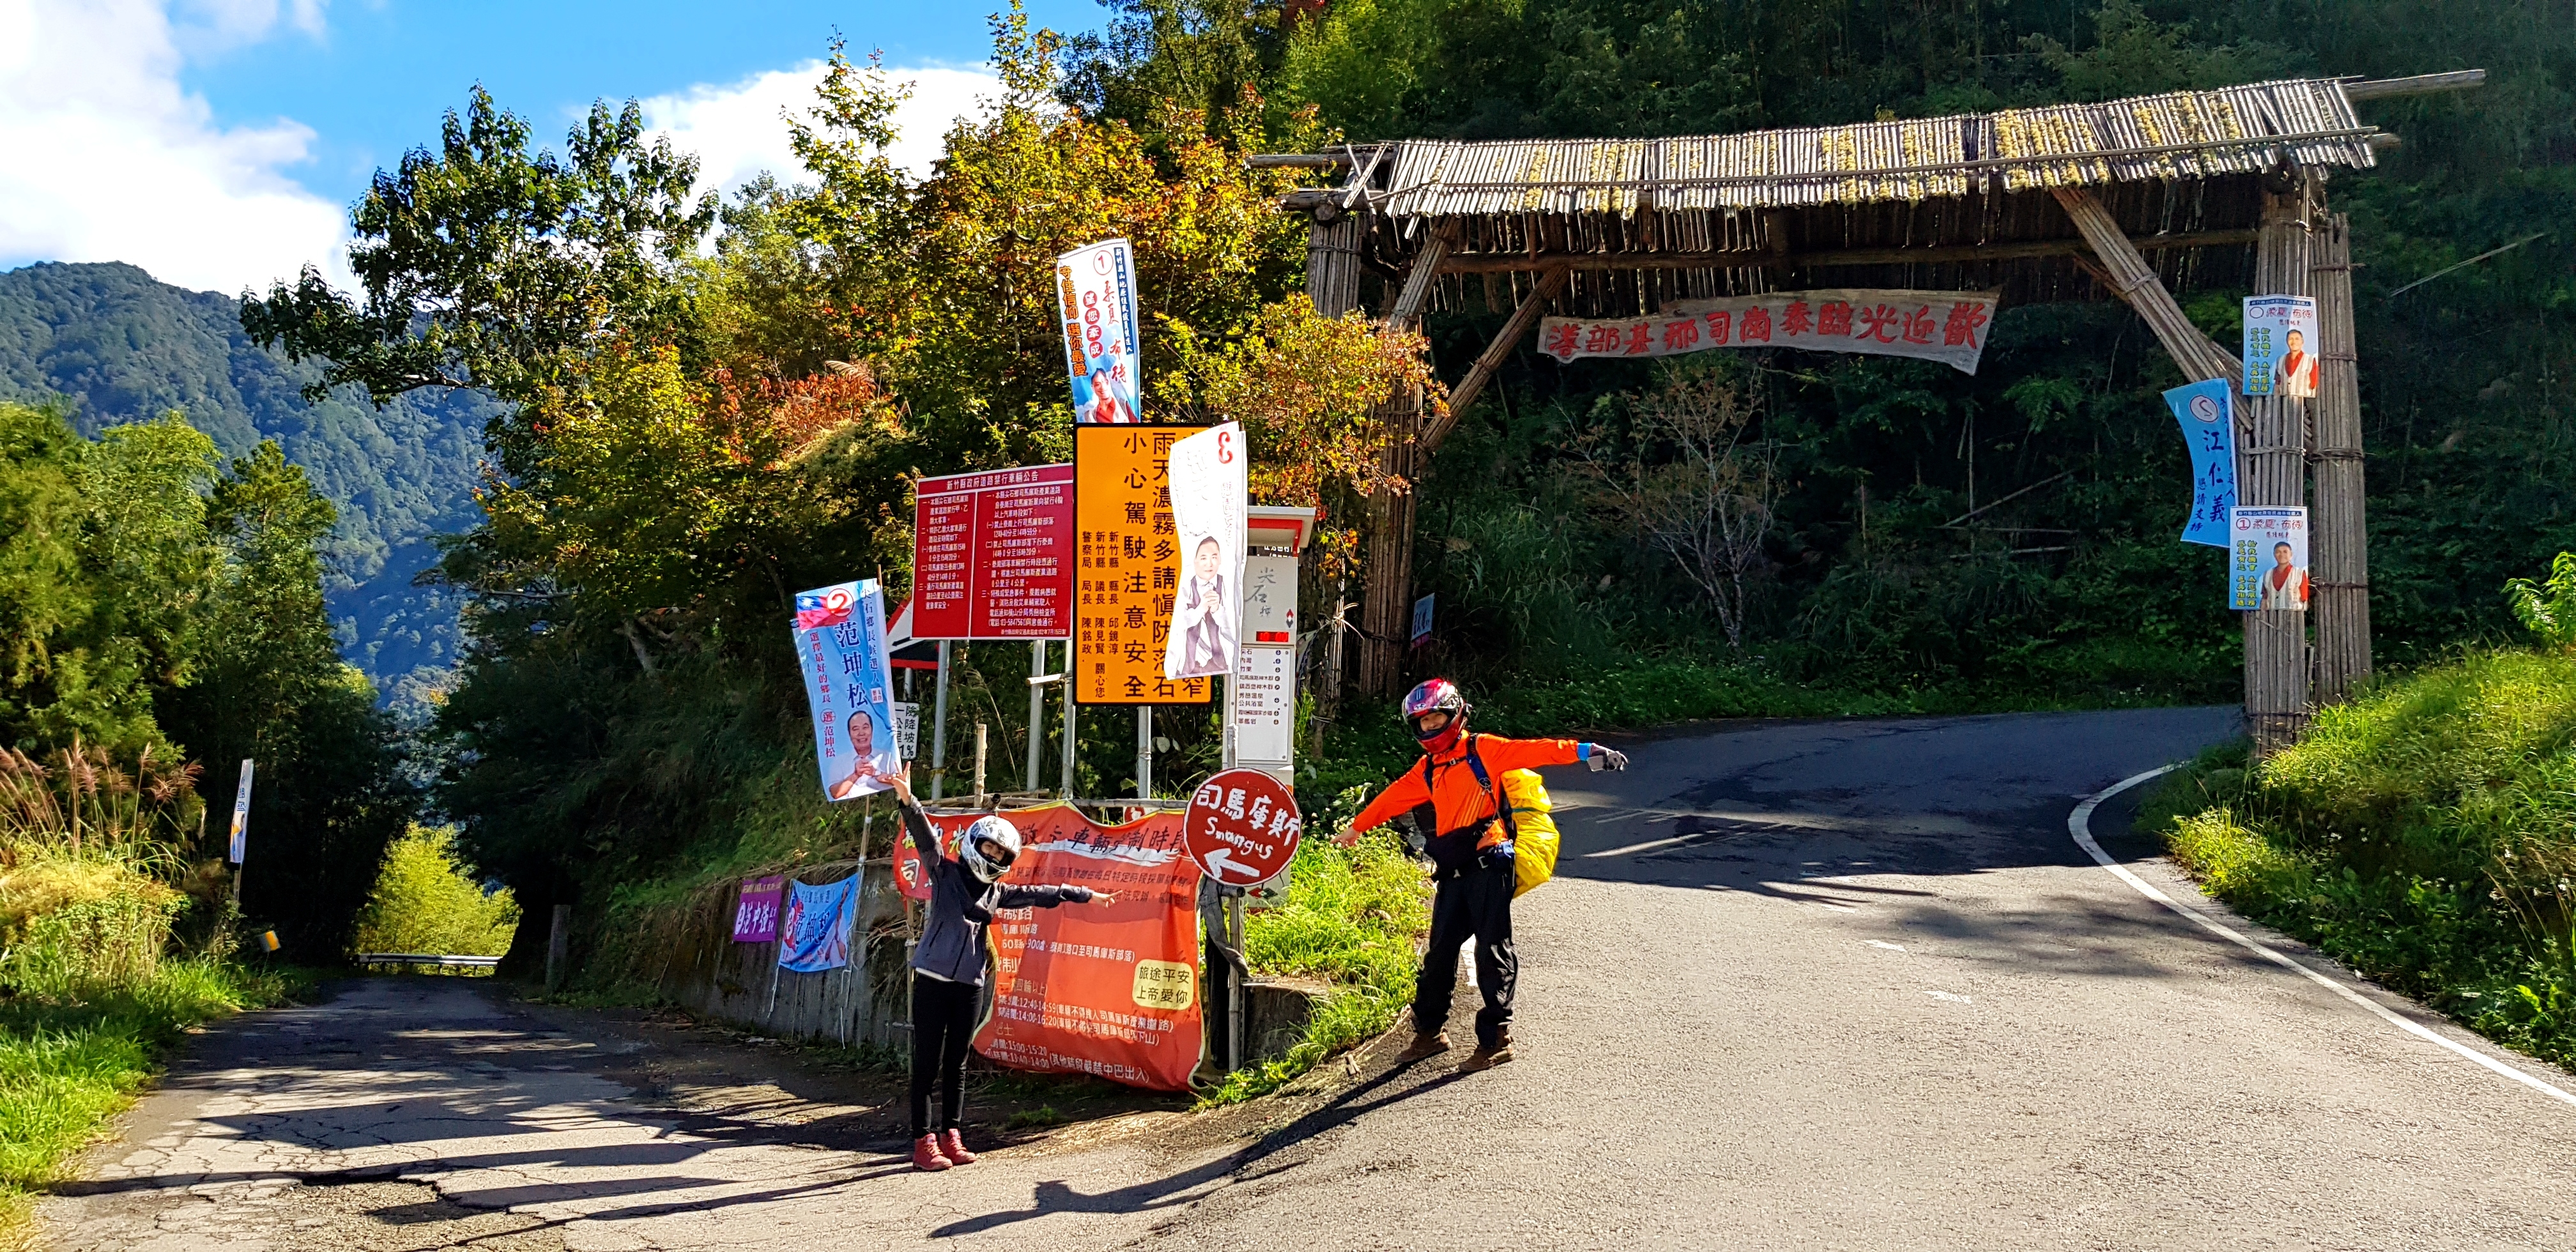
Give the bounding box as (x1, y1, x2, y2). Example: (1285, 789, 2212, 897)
(1336, 677, 1627, 1071)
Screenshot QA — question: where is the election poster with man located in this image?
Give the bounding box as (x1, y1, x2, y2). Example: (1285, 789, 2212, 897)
(2243, 296, 2320, 399)
(792, 579, 901, 801)
(1057, 239, 1143, 424)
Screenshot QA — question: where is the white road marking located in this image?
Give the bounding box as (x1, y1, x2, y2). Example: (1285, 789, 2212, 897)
(1924, 990, 1972, 1004)
(2071, 765, 2576, 1110)
(1866, 940, 1909, 953)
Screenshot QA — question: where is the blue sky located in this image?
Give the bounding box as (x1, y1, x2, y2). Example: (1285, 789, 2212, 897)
(0, 0, 1110, 294)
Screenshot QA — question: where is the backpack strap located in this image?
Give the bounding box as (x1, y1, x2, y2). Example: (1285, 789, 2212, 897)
(1461, 735, 1517, 841)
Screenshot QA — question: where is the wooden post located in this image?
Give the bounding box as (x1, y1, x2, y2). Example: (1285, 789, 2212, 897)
(2243, 179, 2319, 753)
(544, 903, 571, 993)
(2058, 182, 2321, 752)
(2311, 211, 2372, 705)
(1307, 211, 1363, 318)
(1353, 228, 1449, 699)
(1358, 411, 1421, 698)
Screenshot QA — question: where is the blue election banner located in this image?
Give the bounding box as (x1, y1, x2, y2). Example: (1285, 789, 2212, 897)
(2163, 378, 2237, 549)
(777, 876, 857, 972)
(793, 580, 900, 802)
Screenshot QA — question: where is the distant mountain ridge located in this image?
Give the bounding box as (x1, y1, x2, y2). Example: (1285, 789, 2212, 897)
(0, 260, 499, 696)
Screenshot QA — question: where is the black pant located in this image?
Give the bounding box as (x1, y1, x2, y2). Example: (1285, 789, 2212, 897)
(1413, 861, 1516, 1049)
(911, 973, 979, 1138)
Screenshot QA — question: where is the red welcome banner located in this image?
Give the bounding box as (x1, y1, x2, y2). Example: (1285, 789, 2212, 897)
(932, 805, 1202, 1092)
(1537, 288, 2000, 375)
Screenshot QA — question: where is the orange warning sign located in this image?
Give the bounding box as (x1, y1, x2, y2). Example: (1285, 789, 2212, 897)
(1073, 425, 1213, 705)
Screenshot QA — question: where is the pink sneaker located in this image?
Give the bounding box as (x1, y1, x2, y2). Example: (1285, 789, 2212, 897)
(940, 1128, 977, 1165)
(911, 1133, 952, 1172)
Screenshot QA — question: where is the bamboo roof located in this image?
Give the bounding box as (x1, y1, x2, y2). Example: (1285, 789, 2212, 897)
(1365, 79, 2374, 218)
(1264, 75, 2474, 315)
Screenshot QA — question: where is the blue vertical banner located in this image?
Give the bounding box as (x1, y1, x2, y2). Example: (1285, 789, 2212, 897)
(793, 580, 900, 802)
(2163, 378, 2238, 549)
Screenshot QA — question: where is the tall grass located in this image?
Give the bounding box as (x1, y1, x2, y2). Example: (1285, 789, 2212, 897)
(2142, 646, 2576, 1067)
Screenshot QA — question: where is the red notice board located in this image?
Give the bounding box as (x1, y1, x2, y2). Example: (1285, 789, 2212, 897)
(912, 464, 1075, 639)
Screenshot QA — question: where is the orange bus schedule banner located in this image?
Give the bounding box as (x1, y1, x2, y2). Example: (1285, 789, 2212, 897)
(1073, 425, 1212, 705)
(942, 805, 1203, 1092)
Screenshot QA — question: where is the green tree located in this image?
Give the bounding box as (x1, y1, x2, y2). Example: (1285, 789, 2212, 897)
(353, 825, 520, 959)
(159, 441, 416, 953)
(240, 87, 718, 415)
(0, 404, 221, 755)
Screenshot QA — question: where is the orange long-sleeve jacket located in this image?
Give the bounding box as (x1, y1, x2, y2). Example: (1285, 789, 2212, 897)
(1349, 733, 1581, 872)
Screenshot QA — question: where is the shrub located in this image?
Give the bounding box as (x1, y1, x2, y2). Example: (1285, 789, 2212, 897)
(0, 852, 187, 999)
(2504, 551, 2576, 652)
(351, 825, 520, 961)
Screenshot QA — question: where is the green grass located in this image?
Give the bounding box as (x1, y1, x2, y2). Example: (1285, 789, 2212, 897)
(0, 959, 307, 1245)
(1199, 829, 1432, 1106)
(2138, 647, 2576, 1070)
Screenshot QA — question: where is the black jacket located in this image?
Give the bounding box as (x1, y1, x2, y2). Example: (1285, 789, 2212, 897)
(900, 798, 1091, 986)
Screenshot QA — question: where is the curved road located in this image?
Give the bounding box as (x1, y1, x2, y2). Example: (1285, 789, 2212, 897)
(45, 707, 2576, 1249)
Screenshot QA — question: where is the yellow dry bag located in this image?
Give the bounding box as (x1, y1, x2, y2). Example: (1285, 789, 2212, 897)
(1446, 735, 1563, 899)
(1498, 768, 1559, 898)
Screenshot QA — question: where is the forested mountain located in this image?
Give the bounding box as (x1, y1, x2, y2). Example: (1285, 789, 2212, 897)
(0, 261, 498, 696)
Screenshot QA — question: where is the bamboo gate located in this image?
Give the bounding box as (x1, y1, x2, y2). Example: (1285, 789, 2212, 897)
(1264, 70, 2485, 752)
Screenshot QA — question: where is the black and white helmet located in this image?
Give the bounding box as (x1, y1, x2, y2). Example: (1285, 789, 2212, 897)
(958, 815, 1020, 883)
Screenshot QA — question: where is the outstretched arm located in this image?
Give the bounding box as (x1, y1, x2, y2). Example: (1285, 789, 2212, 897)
(1480, 735, 1627, 772)
(995, 883, 1098, 908)
(1339, 767, 1434, 846)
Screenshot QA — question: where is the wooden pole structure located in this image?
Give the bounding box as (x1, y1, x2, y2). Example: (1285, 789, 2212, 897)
(2242, 177, 2319, 753)
(2311, 211, 2372, 705)
(2050, 189, 2243, 387)
(1355, 229, 1452, 698)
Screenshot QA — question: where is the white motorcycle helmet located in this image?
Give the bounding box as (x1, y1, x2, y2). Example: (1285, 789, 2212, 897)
(958, 815, 1021, 883)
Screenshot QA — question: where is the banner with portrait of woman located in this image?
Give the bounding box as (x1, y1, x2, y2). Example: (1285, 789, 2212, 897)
(1162, 422, 1246, 680)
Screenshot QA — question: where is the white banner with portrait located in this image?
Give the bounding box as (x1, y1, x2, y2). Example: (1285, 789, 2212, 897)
(1163, 422, 1246, 680)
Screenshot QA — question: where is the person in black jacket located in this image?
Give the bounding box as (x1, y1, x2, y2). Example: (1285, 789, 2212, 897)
(884, 770, 1115, 1172)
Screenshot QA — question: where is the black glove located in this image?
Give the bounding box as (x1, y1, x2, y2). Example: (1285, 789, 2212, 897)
(1587, 746, 1629, 772)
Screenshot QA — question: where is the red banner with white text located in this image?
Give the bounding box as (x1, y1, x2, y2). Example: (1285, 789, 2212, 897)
(1537, 289, 2000, 375)
(937, 805, 1202, 1092)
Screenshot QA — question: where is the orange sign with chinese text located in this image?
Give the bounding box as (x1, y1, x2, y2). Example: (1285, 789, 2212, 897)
(1073, 425, 1213, 705)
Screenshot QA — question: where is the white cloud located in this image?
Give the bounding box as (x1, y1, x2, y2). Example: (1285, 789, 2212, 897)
(641, 61, 1002, 202)
(0, 0, 349, 294)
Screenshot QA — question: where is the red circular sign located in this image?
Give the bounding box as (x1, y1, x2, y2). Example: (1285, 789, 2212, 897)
(1183, 768, 1301, 885)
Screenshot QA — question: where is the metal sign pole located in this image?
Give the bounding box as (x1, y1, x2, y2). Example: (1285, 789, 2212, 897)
(1025, 641, 1046, 792)
(1059, 637, 1077, 798)
(1136, 706, 1153, 798)
(930, 641, 952, 801)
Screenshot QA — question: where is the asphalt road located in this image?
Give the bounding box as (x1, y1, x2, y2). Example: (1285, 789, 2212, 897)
(45, 706, 2576, 1250)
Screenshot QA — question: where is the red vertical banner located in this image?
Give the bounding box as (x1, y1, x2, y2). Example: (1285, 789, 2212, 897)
(911, 464, 1075, 639)
(938, 805, 1202, 1092)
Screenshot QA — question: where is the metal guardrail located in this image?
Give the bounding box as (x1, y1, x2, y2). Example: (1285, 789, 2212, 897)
(355, 952, 502, 968)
